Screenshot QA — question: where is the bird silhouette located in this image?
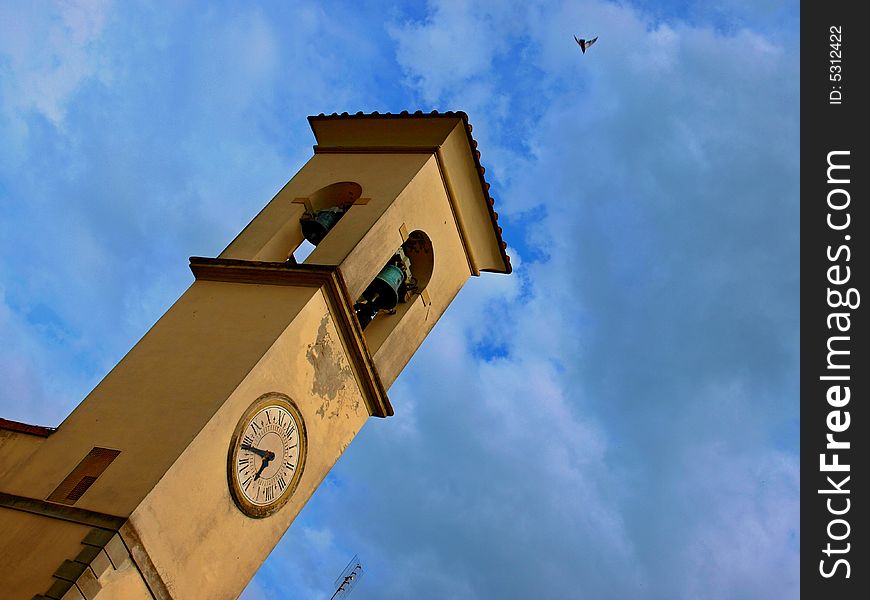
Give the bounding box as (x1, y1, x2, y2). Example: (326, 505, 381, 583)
(574, 35, 598, 54)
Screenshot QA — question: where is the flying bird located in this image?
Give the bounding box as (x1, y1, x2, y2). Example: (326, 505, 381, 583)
(574, 35, 598, 54)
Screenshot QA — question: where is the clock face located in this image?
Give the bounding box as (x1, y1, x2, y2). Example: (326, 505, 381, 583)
(228, 393, 307, 518)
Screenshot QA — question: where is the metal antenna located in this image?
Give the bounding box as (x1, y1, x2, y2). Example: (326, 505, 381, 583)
(329, 555, 364, 599)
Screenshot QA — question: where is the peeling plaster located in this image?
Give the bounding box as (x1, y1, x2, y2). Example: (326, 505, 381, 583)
(306, 315, 356, 419)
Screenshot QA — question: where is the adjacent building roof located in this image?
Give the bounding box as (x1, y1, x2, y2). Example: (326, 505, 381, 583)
(0, 417, 56, 437)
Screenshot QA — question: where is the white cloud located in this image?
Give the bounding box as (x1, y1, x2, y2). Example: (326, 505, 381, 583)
(0, 0, 112, 127)
(0, 288, 85, 425)
(388, 1, 524, 105)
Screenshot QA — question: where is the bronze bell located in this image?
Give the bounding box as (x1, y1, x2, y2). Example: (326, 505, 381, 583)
(300, 206, 346, 245)
(354, 301, 380, 330)
(362, 264, 404, 311)
(354, 258, 409, 330)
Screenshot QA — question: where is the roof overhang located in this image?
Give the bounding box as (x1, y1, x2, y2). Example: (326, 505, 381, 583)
(308, 111, 511, 275)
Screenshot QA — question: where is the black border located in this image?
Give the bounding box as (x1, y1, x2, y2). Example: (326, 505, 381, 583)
(801, 4, 867, 596)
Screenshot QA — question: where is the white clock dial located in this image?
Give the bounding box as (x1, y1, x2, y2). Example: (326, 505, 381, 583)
(229, 394, 306, 517)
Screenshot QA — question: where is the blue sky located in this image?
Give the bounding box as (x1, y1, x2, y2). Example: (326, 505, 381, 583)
(0, 1, 799, 598)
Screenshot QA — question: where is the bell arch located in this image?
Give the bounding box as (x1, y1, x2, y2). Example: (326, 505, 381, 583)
(308, 181, 362, 211)
(357, 231, 434, 352)
(298, 181, 362, 250)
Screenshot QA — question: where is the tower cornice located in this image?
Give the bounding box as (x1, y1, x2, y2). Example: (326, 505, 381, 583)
(188, 257, 393, 417)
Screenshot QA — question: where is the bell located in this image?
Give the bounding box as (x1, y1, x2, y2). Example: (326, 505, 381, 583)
(354, 252, 412, 330)
(363, 264, 404, 311)
(300, 207, 345, 245)
(354, 301, 380, 330)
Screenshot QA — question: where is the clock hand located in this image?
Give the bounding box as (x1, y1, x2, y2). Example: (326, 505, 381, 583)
(254, 451, 276, 480)
(241, 443, 270, 459)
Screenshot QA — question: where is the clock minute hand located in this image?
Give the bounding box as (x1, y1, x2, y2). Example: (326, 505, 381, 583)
(241, 443, 270, 459)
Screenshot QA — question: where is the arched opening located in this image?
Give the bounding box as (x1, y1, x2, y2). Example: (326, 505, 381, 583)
(298, 182, 362, 248)
(401, 230, 434, 292)
(355, 231, 434, 349)
(309, 181, 362, 211)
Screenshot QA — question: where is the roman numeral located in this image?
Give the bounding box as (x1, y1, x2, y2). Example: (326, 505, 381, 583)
(266, 410, 272, 424)
(284, 461, 296, 471)
(243, 435, 254, 446)
(277, 475, 287, 491)
(286, 424, 296, 437)
(251, 421, 262, 434)
(278, 412, 285, 427)
(242, 476, 252, 491)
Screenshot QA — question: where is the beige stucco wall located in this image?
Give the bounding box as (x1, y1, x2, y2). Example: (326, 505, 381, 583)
(221, 153, 431, 263)
(0, 430, 45, 482)
(346, 155, 472, 387)
(125, 288, 369, 599)
(1, 280, 317, 517)
(0, 509, 92, 598)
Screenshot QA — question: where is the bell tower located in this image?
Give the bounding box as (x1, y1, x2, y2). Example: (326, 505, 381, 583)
(0, 111, 509, 600)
